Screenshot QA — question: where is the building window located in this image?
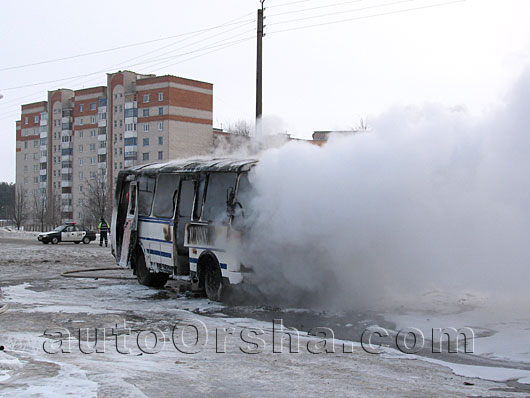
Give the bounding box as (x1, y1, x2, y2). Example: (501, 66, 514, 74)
(143, 108, 149, 117)
(158, 92, 163, 101)
(119, 133, 122, 141)
(143, 94, 150, 103)
(34, 177, 39, 184)
(24, 117, 28, 125)
(91, 116, 96, 124)
(79, 131, 84, 138)
(79, 171, 83, 179)
(119, 147, 123, 155)
(79, 185, 83, 192)
(79, 118, 84, 125)
(79, 144, 83, 153)
(79, 104, 84, 112)
(158, 107, 163, 116)
(34, 165, 38, 172)
(79, 158, 83, 166)
(90, 102, 96, 111)
(34, 115, 39, 123)
(90, 171, 96, 179)
(24, 142, 28, 149)
(34, 140, 39, 147)
(119, 120, 123, 127)
(114, 120, 117, 128)
(143, 138, 149, 147)
(158, 136, 163, 145)
(33, 153, 38, 160)
(90, 157, 96, 165)
(143, 124, 149, 132)
(24, 165, 28, 172)
(158, 151, 163, 160)
(142, 152, 149, 161)
(89, 143, 96, 151)
(119, 105, 123, 112)
(91, 130, 96, 137)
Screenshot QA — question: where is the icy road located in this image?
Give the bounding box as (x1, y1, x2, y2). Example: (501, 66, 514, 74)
(1, 229, 530, 397)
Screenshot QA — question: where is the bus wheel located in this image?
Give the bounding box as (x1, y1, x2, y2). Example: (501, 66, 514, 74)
(136, 250, 168, 288)
(204, 260, 224, 302)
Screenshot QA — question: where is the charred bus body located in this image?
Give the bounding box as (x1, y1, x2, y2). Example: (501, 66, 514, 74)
(111, 158, 256, 301)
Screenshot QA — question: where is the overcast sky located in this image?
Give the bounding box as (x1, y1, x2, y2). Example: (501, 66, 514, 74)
(1, 0, 529, 183)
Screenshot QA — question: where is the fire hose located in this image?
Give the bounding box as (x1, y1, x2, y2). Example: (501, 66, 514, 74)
(61, 267, 136, 280)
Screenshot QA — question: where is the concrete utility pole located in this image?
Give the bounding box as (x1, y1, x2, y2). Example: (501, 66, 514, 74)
(256, 0, 265, 132)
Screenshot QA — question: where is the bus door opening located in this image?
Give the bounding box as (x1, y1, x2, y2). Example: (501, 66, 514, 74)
(173, 179, 195, 275)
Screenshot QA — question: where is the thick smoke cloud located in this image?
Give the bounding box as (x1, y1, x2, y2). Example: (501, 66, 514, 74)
(239, 69, 530, 310)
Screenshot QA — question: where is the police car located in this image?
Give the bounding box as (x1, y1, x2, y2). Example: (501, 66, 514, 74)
(37, 223, 96, 245)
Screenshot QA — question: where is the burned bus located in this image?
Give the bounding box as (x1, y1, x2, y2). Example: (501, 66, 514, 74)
(110, 158, 257, 301)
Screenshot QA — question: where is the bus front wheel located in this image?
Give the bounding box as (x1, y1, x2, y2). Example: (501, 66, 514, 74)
(203, 258, 224, 302)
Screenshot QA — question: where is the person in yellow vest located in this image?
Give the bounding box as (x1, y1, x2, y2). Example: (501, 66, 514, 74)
(98, 217, 110, 247)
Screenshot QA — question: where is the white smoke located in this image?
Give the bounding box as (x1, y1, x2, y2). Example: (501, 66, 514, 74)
(239, 68, 530, 310)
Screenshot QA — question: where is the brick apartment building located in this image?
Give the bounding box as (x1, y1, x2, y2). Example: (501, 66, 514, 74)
(16, 70, 214, 226)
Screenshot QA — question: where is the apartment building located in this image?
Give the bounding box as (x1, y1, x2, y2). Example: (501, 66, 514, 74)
(15, 70, 214, 227)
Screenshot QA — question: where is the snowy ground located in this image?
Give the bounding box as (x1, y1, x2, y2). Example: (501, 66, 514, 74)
(1, 229, 530, 397)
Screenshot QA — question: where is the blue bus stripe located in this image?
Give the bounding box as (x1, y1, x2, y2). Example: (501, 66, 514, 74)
(139, 236, 172, 244)
(147, 249, 172, 258)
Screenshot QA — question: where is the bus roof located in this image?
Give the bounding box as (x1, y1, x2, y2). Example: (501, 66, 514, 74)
(124, 158, 258, 175)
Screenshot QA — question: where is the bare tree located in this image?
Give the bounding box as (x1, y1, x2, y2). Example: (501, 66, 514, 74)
(11, 186, 28, 230)
(351, 117, 370, 132)
(31, 189, 47, 232)
(47, 193, 62, 227)
(227, 119, 253, 136)
(81, 172, 111, 229)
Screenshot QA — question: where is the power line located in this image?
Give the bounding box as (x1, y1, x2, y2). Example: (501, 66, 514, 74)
(0, 15, 254, 73)
(0, 29, 253, 91)
(0, 26, 255, 92)
(267, 0, 466, 33)
(267, 0, 420, 26)
(267, 0, 313, 8)
(268, 0, 364, 17)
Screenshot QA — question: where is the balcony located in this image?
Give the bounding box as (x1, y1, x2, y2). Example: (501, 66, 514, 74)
(61, 180, 72, 188)
(40, 144, 47, 151)
(61, 129, 72, 137)
(97, 162, 107, 169)
(61, 193, 73, 200)
(61, 168, 72, 175)
(61, 205, 73, 212)
(39, 181, 47, 189)
(97, 147, 107, 155)
(61, 141, 72, 149)
(40, 113, 48, 126)
(39, 169, 47, 176)
(124, 144, 137, 152)
(62, 109, 73, 117)
(124, 130, 137, 139)
(98, 119, 106, 127)
(124, 160, 136, 168)
(61, 154, 73, 162)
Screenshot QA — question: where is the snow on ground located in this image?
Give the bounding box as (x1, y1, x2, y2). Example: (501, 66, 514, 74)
(2, 237, 530, 396)
(380, 289, 530, 383)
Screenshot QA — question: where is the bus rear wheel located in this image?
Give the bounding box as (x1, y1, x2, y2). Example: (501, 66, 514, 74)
(135, 250, 168, 288)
